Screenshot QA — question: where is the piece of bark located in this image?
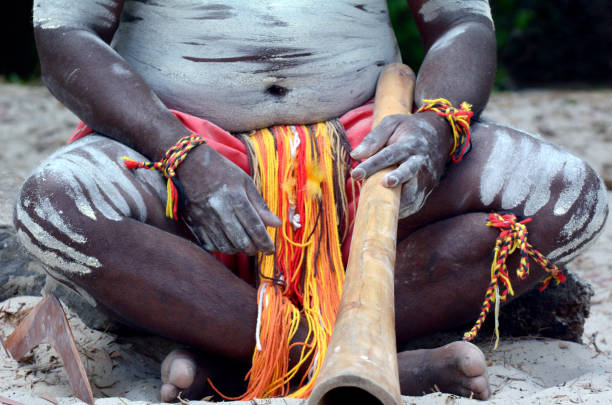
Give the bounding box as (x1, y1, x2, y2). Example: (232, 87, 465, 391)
(401, 270, 593, 350)
(480, 270, 593, 342)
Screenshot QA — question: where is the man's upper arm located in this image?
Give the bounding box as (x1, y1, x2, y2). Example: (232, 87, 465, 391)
(407, 0, 494, 48)
(33, 0, 125, 43)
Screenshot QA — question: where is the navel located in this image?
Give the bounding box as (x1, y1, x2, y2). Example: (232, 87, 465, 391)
(266, 84, 289, 97)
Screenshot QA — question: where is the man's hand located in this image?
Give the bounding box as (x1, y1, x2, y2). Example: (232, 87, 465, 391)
(177, 145, 281, 255)
(350, 112, 451, 218)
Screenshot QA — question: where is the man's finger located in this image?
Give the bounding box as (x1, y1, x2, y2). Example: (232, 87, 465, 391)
(351, 144, 404, 180)
(233, 201, 275, 254)
(193, 225, 216, 251)
(200, 220, 235, 254)
(350, 116, 398, 159)
(382, 155, 426, 187)
(210, 198, 257, 255)
(246, 182, 282, 228)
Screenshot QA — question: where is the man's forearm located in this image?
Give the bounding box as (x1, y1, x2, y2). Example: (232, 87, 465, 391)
(414, 20, 496, 116)
(36, 27, 190, 161)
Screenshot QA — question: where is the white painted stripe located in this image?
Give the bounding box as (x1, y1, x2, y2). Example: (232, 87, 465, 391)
(548, 178, 608, 262)
(17, 229, 94, 276)
(479, 129, 513, 206)
(34, 197, 87, 244)
(33, 0, 117, 30)
(429, 25, 468, 55)
(16, 203, 102, 270)
(43, 265, 99, 307)
(419, 0, 492, 23)
(41, 157, 122, 221)
(523, 143, 565, 216)
(553, 155, 586, 216)
(559, 188, 594, 240)
(500, 135, 537, 211)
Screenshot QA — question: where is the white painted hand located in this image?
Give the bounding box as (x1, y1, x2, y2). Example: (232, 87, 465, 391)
(177, 145, 281, 255)
(350, 113, 450, 218)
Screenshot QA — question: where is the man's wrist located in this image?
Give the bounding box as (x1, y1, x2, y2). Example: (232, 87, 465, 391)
(135, 114, 193, 162)
(415, 110, 454, 157)
(416, 99, 474, 163)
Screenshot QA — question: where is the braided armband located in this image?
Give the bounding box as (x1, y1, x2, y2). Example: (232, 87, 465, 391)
(417, 98, 474, 163)
(122, 134, 206, 220)
(463, 213, 566, 348)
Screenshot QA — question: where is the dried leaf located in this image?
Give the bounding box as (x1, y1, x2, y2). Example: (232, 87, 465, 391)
(38, 392, 59, 405)
(0, 395, 25, 405)
(177, 392, 190, 404)
(109, 350, 122, 358)
(92, 349, 116, 388)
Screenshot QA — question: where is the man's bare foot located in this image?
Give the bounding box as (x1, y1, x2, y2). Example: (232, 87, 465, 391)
(160, 349, 203, 402)
(160, 349, 247, 402)
(399, 341, 490, 399)
(161, 341, 489, 401)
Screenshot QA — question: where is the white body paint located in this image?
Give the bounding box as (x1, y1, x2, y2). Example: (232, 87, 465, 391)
(428, 25, 468, 55)
(42, 269, 98, 307)
(548, 178, 608, 263)
(554, 155, 587, 216)
(415, 119, 437, 136)
(31, 136, 152, 223)
(33, 0, 117, 30)
(479, 126, 608, 263)
(109, 0, 400, 131)
(16, 229, 98, 276)
(419, 0, 493, 23)
(34, 197, 87, 244)
(16, 136, 166, 281)
(110, 63, 132, 78)
(480, 130, 582, 216)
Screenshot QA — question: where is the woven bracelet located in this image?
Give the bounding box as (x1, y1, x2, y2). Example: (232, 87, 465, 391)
(122, 134, 206, 219)
(417, 98, 474, 163)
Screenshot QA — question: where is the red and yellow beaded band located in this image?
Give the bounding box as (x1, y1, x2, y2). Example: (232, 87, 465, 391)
(417, 98, 474, 163)
(122, 134, 206, 220)
(464, 213, 566, 348)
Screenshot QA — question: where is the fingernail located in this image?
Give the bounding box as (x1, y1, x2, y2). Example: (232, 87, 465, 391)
(387, 176, 399, 187)
(351, 146, 364, 157)
(352, 168, 365, 180)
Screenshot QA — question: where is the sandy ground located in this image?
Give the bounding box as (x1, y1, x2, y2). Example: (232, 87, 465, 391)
(0, 84, 611, 404)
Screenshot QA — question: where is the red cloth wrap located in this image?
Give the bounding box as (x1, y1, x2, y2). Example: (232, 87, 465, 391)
(68, 102, 374, 282)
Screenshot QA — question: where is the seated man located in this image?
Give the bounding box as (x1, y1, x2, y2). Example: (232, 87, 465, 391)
(17, 0, 608, 401)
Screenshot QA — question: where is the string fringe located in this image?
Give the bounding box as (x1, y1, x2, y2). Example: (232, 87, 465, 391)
(463, 213, 566, 348)
(213, 122, 350, 399)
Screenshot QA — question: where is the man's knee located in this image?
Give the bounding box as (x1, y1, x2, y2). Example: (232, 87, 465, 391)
(548, 162, 608, 265)
(14, 165, 102, 278)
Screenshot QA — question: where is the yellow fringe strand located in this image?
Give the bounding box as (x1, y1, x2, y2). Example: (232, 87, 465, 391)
(217, 122, 349, 400)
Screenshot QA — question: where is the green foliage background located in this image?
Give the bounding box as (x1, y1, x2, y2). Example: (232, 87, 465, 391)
(388, 0, 612, 88)
(2, 1, 612, 88)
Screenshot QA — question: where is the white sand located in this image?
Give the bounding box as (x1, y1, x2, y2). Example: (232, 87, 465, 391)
(1, 85, 611, 405)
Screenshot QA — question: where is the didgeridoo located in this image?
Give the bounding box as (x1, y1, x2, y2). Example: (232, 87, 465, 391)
(307, 63, 415, 405)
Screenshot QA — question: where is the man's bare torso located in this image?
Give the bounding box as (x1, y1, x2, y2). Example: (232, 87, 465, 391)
(110, 0, 400, 131)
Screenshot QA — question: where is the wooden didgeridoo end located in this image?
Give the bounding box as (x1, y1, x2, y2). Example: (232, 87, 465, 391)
(307, 63, 415, 405)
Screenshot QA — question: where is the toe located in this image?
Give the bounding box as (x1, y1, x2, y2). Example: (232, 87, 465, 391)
(168, 357, 197, 389)
(464, 375, 490, 400)
(162, 349, 192, 383)
(160, 349, 198, 402)
(160, 383, 179, 402)
(453, 342, 487, 378)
